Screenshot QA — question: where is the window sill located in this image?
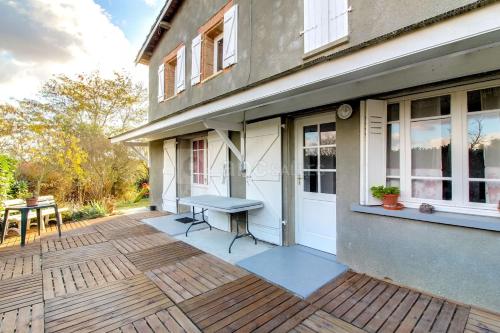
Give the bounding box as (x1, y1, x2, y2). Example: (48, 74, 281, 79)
(201, 70, 223, 84)
(350, 203, 500, 232)
(303, 36, 349, 60)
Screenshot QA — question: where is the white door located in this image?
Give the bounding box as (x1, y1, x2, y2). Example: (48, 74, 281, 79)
(295, 113, 337, 254)
(246, 118, 282, 245)
(207, 131, 231, 231)
(162, 139, 177, 213)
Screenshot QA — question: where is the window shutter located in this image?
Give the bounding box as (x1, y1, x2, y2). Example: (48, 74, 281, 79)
(360, 99, 387, 205)
(191, 34, 202, 86)
(223, 4, 238, 68)
(304, 0, 329, 53)
(175, 45, 185, 93)
(328, 0, 348, 41)
(157, 63, 165, 102)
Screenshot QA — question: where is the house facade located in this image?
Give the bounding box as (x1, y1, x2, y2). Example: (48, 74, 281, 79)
(112, 0, 500, 312)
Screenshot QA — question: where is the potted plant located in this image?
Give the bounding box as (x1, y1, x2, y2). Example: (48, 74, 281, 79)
(370, 185, 402, 210)
(25, 192, 39, 207)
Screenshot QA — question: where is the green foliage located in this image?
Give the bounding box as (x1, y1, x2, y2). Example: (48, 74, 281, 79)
(133, 186, 149, 203)
(8, 179, 30, 199)
(370, 185, 400, 199)
(71, 201, 107, 221)
(0, 155, 16, 208)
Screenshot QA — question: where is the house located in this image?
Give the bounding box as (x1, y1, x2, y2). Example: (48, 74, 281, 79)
(112, 0, 500, 312)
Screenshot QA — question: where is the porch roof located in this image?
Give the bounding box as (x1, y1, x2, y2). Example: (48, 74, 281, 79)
(113, 3, 500, 143)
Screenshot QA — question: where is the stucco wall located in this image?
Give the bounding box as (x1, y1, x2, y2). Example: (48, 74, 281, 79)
(336, 102, 500, 312)
(148, 140, 164, 210)
(148, 0, 478, 122)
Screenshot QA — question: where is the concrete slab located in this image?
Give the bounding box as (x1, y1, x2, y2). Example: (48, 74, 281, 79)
(236, 245, 348, 298)
(142, 213, 208, 236)
(175, 228, 275, 264)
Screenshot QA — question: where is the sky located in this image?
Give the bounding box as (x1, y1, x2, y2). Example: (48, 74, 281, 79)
(0, 0, 164, 103)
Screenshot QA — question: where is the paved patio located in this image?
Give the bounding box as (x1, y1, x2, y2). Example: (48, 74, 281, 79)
(0, 212, 499, 332)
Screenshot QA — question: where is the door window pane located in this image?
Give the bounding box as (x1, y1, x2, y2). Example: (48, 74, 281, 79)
(387, 103, 400, 122)
(412, 179, 452, 200)
(304, 125, 318, 147)
(468, 112, 500, 179)
(387, 123, 400, 176)
(411, 118, 451, 177)
(304, 171, 318, 193)
(468, 87, 500, 112)
(320, 147, 336, 169)
(469, 181, 500, 203)
(320, 172, 336, 194)
(304, 148, 318, 169)
(411, 95, 450, 119)
(320, 122, 336, 145)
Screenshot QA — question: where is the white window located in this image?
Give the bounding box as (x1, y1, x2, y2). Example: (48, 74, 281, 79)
(303, 0, 348, 53)
(192, 139, 207, 185)
(384, 82, 500, 216)
(213, 33, 224, 74)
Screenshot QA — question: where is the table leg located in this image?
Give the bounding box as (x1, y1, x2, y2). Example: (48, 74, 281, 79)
(185, 208, 212, 237)
(36, 209, 42, 236)
(1, 209, 9, 244)
(228, 212, 258, 253)
(20, 210, 28, 247)
(54, 205, 62, 237)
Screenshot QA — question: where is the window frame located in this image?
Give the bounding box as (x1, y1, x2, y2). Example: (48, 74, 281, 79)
(213, 33, 224, 75)
(386, 80, 500, 217)
(191, 137, 208, 187)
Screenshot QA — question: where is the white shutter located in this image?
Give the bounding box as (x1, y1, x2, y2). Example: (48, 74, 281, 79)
(360, 100, 387, 205)
(157, 63, 164, 102)
(162, 139, 177, 213)
(207, 131, 230, 231)
(175, 45, 185, 93)
(329, 0, 348, 41)
(191, 34, 202, 86)
(304, 0, 329, 53)
(246, 118, 282, 245)
(223, 4, 238, 68)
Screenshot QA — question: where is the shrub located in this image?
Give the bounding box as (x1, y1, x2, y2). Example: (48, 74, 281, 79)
(0, 155, 16, 208)
(370, 185, 400, 200)
(8, 179, 29, 199)
(71, 201, 107, 221)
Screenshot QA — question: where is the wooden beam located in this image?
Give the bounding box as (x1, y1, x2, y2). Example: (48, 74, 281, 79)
(214, 129, 243, 163)
(203, 119, 243, 132)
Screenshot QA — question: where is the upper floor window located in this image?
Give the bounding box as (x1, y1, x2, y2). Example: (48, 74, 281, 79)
(191, 4, 238, 86)
(303, 0, 349, 54)
(383, 84, 500, 215)
(158, 45, 185, 103)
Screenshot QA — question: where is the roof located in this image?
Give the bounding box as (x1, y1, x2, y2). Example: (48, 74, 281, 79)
(135, 0, 184, 65)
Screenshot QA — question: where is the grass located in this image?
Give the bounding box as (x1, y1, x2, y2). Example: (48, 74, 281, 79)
(116, 198, 150, 211)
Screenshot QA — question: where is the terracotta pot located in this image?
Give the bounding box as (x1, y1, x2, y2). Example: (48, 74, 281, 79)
(26, 197, 39, 207)
(382, 194, 399, 209)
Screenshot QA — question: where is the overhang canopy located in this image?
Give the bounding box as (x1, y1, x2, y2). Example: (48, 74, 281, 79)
(115, 3, 500, 143)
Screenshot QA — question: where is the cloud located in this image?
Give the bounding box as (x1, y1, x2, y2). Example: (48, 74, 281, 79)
(143, 0, 157, 7)
(0, 0, 146, 102)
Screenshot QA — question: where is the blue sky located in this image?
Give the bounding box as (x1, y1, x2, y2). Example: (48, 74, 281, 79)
(0, 0, 164, 102)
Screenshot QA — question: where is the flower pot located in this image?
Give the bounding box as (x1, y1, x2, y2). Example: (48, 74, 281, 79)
(382, 194, 399, 209)
(26, 197, 39, 207)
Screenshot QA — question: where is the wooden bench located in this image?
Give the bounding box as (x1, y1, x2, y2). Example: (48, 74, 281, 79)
(1, 195, 66, 234)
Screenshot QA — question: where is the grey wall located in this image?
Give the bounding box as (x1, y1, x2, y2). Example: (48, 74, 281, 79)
(148, 0, 477, 122)
(148, 140, 164, 209)
(336, 102, 500, 312)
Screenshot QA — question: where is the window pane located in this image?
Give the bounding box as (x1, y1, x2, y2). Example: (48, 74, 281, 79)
(320, 122, 336, 145)
(387, 123, 400, 176)
(320, 147, 336, 169)
(193, 140, 198, 150)
(412, 179, 452, 200)
(193, 174, 198, 183)
(304, 125, 318, 147)
(304, 171, 318, 193)
(468, 112, 500, 179)
(320, 172, 336, 194)
(411, 95, 450, 119)
(468, 87, 500, 112)
(386, 178, 400, 188)
(198, 149, 204, 175)
(387, 103, 400, 122)
(304, 148, 318, 169)
(411, 118, 451, 177)
(193, 150, 198, 174)
(469, 181, 500, 203)
(217, 38, 224, 72)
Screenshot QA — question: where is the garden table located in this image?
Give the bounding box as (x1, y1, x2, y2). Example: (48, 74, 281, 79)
(1, 203, 62, 246)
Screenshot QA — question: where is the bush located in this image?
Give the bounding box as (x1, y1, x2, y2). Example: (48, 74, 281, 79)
(71, 201, 107, 221)
(8, 179, 29, 199)
(0, 155, 16, 208)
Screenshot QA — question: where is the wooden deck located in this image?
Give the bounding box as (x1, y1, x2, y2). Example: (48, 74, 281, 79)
(0, 211, 499, 333)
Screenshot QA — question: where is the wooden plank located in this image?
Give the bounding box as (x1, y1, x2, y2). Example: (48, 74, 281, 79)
(0, 274, 43, 313)
(395, 294, 432, 333)
(42, 242, 119, 269)
(414, 298, 445, 333)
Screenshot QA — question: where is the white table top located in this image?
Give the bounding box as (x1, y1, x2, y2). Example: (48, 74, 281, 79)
(178, 195, 263, 213)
